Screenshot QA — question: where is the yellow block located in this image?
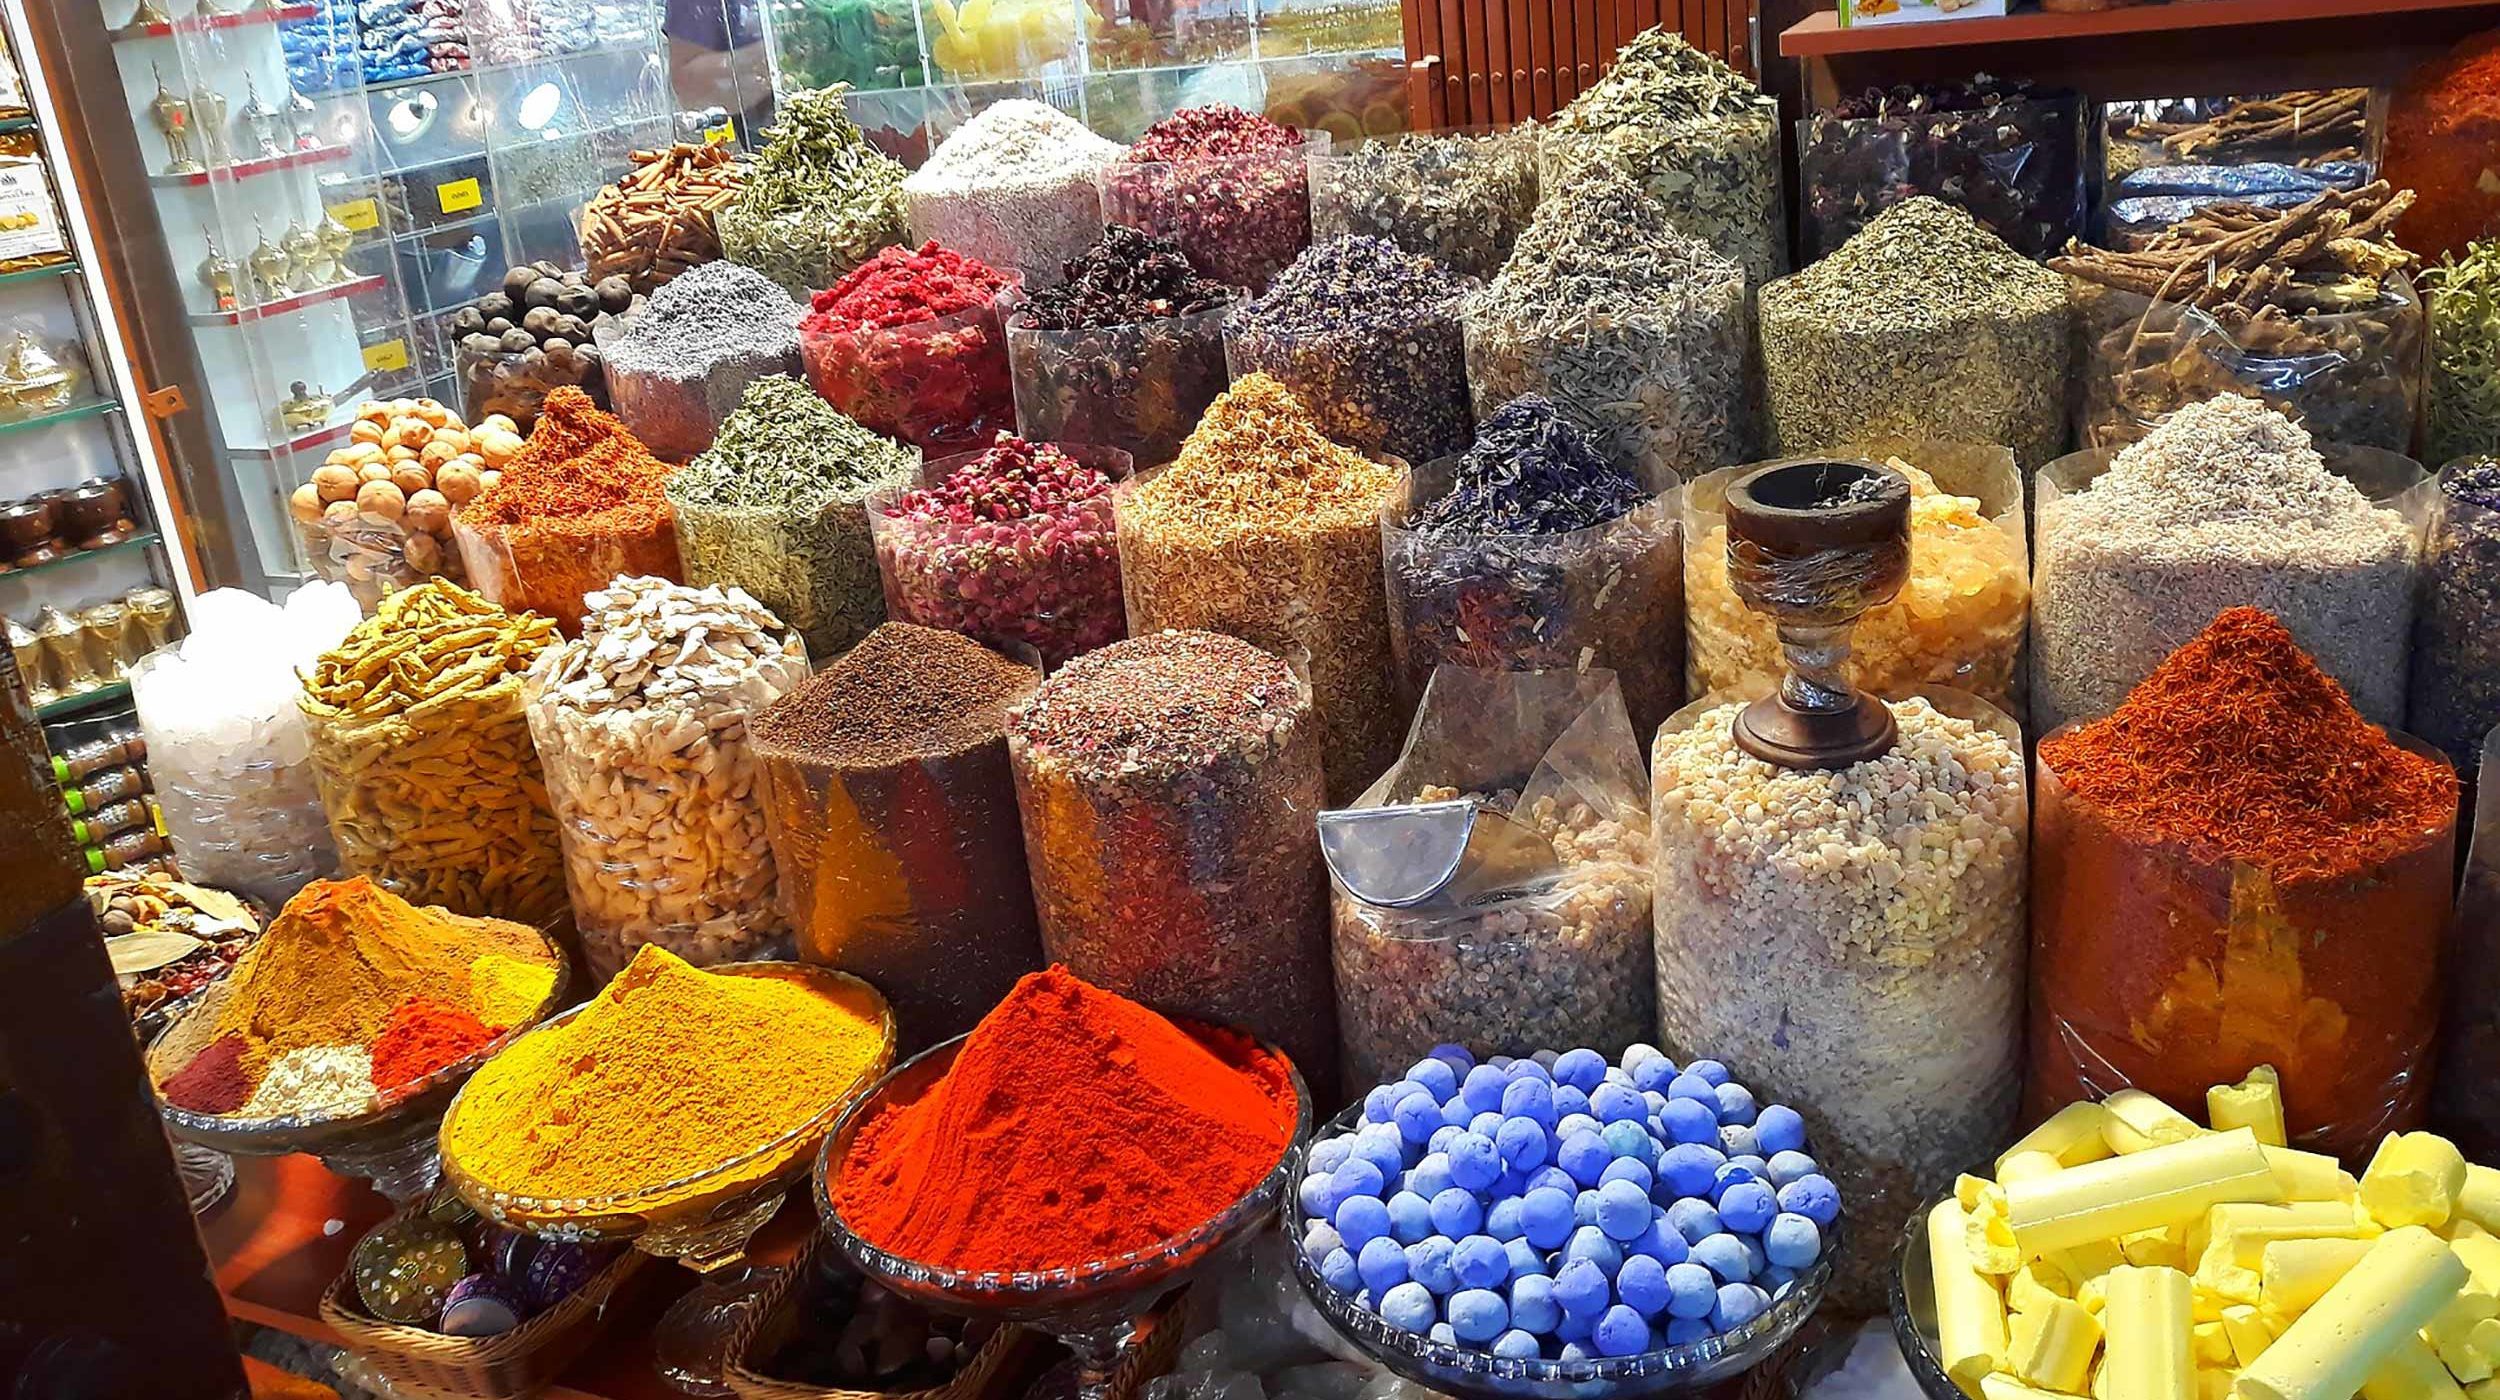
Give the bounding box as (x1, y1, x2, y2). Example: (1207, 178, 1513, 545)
(2236, 1228, 2470, 1400)
(2011, 1259, 2076, 1317)
(2002, 1152, 2066, 1188)
(2220, 1305, 2277, 1368)
(2004, 1101, 2119, 1174)
(2105, 1265, 2196, 1400)
(2005, 1130, 2283, 1256)
(2429, 1290, 2500, 1383)
(2264, 1146, 2360, 1205)
(2195, 1321, 2234, 1365)
(2261, 1238, 2377, 1318)
(1932, 1199, 2011, 1398)
(2010, 1296, 2104, 1394)
(2454, 1233, 2500, 1293)
(2359, 1334, 2469, 1400)
(2209, 1068, 2289, 1148)
(2459, 1165, 2500, 1235)
(2106, 1089, 2211, 1154)
(1981, 1376, 2078, 1400)
(2363, 1134, 2470, 1230)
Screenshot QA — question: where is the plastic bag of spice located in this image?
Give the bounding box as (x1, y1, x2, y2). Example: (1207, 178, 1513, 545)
(2031, 607, 2460, 1161)
(1382, 416, 1685, 739)
(2379, 33, 2500, 266)
(1306, 127, 1538, 281)
(755, 625, 1046, 1054)
(1326, 667, 1654, 1091)
(2410, 456, 2500, 769)
(1097, 109, 1328, 295)
(867, 440, 1131, 671)
(1007, 302, 1232, 471)
(1797, 81, 2088, 263)
(2071, 275, 2426, 454)
(2435, 727, 2500, 1158)
(1010, 630, 1337, 1095)
(594, 263, 805, 463)
(799, 248, 1019, 457)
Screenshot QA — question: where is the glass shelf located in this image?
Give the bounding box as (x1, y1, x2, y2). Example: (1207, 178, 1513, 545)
(0, 398, 118, 437)
(111, 2, 316, 40)
(36, 681, 133, 723)
(1, 532, 162, 584)
(0, 259, 77, 287)
(186, 274, 387, 326)
(146, 144, 357, 187)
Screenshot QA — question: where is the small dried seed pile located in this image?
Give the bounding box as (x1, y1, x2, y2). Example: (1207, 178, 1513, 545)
(2033, 393, 2419, 732)
(1463, 165, 1749, 477)
(1117, 374, 1403, 799)
(1009, 628, 1336, 1085)
(1224, 234, 1474, 463)
(717, 85, 909, 297)
(903, 99, 1123, 291)
(1759, 197, 2072, 466)
(524, 575, 809, 979)
(665, 375, 920, 662)
(1308, 128, 1537, 280)
(601, 261, 804, 461)
(580, 143, 746, 295)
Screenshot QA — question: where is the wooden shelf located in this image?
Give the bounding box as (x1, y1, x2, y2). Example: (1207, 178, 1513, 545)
(1783, 0, 2500, 54)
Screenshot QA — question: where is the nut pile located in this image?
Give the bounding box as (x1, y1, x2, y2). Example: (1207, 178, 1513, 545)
(580, 143, 746, 296)
(455, 264, 632, 430)
(298, 579, 566, 924)
(289, 398, 523, 610)
(1309, 128, 1538, 281)
(524, 575, 808, 979)
(600, 261, 803, 462)
(902, 99, 1123, 292)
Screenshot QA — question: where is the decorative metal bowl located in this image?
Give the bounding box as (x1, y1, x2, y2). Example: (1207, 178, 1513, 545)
(1887, 1196, 1978, 1400)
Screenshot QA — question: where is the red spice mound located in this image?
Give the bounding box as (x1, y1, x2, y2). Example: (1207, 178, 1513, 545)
(162, 1032, 253, 1114)
(1125, 104, 1304, 163)
(2040, 607, 2458, 884)
(890, 436, 1110, 523)
(370, 997, 500, 1092)
(454, 386, 674, 531)
(2383, 30, 2500, 263)
(836, 965, 1297, 1273)
(804, 242, 1013, 335)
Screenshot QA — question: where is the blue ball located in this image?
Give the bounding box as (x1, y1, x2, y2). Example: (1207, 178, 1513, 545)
(1321, 1247, 1361, 1294)
(1453, 1234, 1510, 1291)
(1503, 1236, 1548, 1281)
(1713, 1082, 1758, 1126)
(1719, 1124, 1761, 1159)
(1726, 1154, 1771, 1183)
(1429, 1043, 1475, 1074)
(1658, 1143, 1724, 1199)
(1557, 1310, 1595, 1345)
(1563, 1227, 1623, 1275)
(1778, 1175, 1842, 1228)
(1500, 1077, 1557, 1130)
(1302, 1220, 1344, 1265)
(1352, 1128, 1406, 1182)
(1470, 1110, 1507, 1138)
(1719, 1181, 1778, 1235)
(1442, 1098, 1478, 1130)
(1408, 1154, 1456, 1199)
(1553, 1258, 1610, 1319)
(1510, 1272, 1561, 1334)
(1461, 1064, 1510, 1114)
(1558, 1342, 1594, 1362)
(1711, 1283, 1768, 1332)
(1497, 1117, 1551, 1172)
(1447, 1132, 1502, 1192)
(1558, 1130, 1613, 1188)
(1299, 1171, 1342, 1220)
(1596, 1180, 1652, 1242)
(1552, 1048, 1607, 1092)
(1627, 1213, 1690, 1266)
(1520, 1187, 1576, 1250)
(1504, 1058, 1552, 1085)
(1753, 1105, 1808, 1157)
(1428, 1125, 1464, 1156)
(1667, 1073, 1718, 1105)
(1552, 1085, 1592, 1122)
(1616, 1254, 1671, 1317)
(1574, 1190, 1601, 1226)
(1334, 1156, 1387, 1202)
(1691, 1232, 1754, 1283)
(1555, 1112, 1601, 1142)
(1600, 1119, 1658, 1166)
(1664, 1317, 1712, 1345)
(1664, 1262, 1718, 1319)
(1430, 1187, 1485, 1238)
(1386, 1191, 1434, 1244)
(1310, 1136, 1354, 1174)
(1395, 1091, 1448, 1145)
(1485, 1196, 1525, 1242)
(1594, 1305, 1652, 1358)
(1598, 1157, 1654, 1195)
(1631, 1056, 1679, 1094)
(1711, 1162, 1760, 1197)
(1590, 1083, 1647, 1125)
(1491, 1329, 1543, 1360)
(1359, 1236, 1411, 1293)
(1406, 1237, 1459, 1294)
(1683, 1059, 1731, 1087)
(1405, 1057, 1460, 1102)
(1337, 1194, 1393, 1247)
(1494, 1165, 1531, 1199)
(1525, 1165, 1578, 1197)
(1430, 1323, 1458, 1347)
(1659, 1098, 1720, 1146)
(1449, 1288, 1509, 1344)
(1666, 1198, 1722, 1244)
(1766, 1151, 1819, 1188)
(1379, 1281, 1437, 1333)
(1363, 1084, 1402, 1123)
(1765, 1214, 1821, 1269)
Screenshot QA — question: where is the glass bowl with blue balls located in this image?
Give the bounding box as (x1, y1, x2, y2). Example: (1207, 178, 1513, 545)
(1284, 1044, 1841, 1399)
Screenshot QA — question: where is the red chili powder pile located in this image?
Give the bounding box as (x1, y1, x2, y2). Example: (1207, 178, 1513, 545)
(836, 966, 1297, 1273)
(370, 998, 500, 1093)
(2039, 606, 2458, 884)
(454, 386, 676, 535)
(161, 1032, 252, 1114)
(803, 242, 1013, 335)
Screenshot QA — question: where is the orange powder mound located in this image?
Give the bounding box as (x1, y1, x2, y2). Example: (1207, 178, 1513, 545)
(836, 966, 1298, 1274)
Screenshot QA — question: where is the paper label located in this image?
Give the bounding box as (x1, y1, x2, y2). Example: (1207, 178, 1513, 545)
(704, 122, 734, 145)
(327, 197, 379, 232)
(0, 154, 66, 262)
(361, 338, 411, 372)
(435, 177, 482, 214)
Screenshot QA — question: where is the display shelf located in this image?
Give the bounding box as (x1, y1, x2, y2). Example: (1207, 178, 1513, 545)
(359, 41, 666, 99)
(225, 416, 357, 460)
(1781, 0, 2500, 55)
(0, 397, 117, 436)
(0, 258, 76, 287)
(185, 274, 387, 326)
(0, 116, 32, 135)
(34, 679, 131, 722)
(145, 143, 356, 186)
(2, 532, 160, 583)
(111, 2, 318, 40)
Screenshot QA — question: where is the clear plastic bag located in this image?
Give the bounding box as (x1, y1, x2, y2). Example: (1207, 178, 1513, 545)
(2406, 457, 2500, 769)
(2101, 161, 2372, 249)
(2034, 731, 2454, 1160)
(1329, 667, 1654, 1090)
(1537, 98, 1787, 289)
(131, 649, 339, 908)
(2030, 443, 2428, 734)
(1097, 132, 1329, 295)
(1306, 127, 1537, 281)
(451, 507, 682, 636)
(2071, 274, 2425, 453)
(308, 511, 467, 614)
(798, 290, 1017, 456)
(759, 648, 1044, 1053)
(1223, 287, 1474, 466)
(596, 314, 801, 464)
(2105, 91, 2379, 179)
(2436, 725, 2500, 1158)
(1382, 458, 1684, 738)
(1798, 88, 2088, 262)
(1006, 302, 1232, 470)
(1686, 444, 2029, 715)
(457, 341, 604, 433)
(868, 445, 1131, 671)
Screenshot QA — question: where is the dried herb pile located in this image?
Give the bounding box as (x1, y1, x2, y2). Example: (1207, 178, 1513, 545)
(2427, 239, 2500, 465)
(717, 85, 909, 297)
(1308, 128, 1537, 280)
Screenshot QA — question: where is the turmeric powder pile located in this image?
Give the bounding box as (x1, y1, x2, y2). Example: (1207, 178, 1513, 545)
(442, 945, 891, 1205)
(150, 876, 558, 1120)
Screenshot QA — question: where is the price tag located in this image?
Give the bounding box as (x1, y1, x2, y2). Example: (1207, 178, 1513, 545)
(327, 197, 379, 232)
(704, 122, 735, 145)
(435, 177, 483, 214)
(362, 338, 411, 373)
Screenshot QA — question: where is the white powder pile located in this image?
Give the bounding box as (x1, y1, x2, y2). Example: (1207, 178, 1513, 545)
(903, 99, 1125, 290)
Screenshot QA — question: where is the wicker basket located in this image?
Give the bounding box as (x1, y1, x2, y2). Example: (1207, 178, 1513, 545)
(318, 1216, 650, 1399)
(725, 1233, 1044, 1400)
